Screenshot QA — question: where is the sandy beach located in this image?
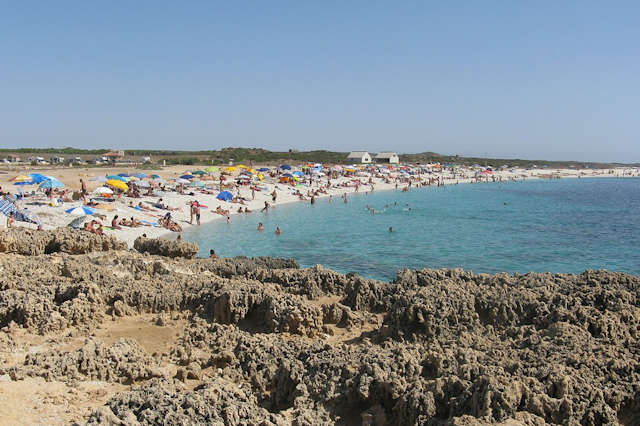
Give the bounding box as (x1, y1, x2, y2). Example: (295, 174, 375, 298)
(0, 164, 635, 248)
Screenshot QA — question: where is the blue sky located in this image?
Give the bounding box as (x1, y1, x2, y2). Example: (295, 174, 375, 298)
(1, 1, 638, 162)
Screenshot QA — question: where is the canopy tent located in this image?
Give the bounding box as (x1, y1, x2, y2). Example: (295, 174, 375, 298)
(217, 191, 233, 201)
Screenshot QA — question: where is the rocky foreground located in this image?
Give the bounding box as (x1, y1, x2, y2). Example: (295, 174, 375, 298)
(0, 229, 638, 425)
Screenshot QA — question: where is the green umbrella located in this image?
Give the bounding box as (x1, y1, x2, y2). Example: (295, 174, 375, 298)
(192, 170, 207, 175)
(205, 166, 219, 173)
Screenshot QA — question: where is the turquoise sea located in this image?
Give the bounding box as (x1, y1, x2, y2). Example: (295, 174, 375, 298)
(182, 178, 640, 281)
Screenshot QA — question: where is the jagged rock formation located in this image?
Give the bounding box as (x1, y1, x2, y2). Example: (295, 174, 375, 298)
(0, 227, 126, 255)
(0, 230, 638, 425)
(133, 236, 199, 258)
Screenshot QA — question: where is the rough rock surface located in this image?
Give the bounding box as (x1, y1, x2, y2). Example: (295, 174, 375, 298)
(133, 236, 199, 258)
(0, 227, 126, 255)
(0, 232, 638, 425)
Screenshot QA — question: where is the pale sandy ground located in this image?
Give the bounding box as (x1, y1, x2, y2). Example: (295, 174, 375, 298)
(0, 164, 635, 248)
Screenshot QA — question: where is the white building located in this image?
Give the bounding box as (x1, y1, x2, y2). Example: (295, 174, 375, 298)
(375, 152, 400, 164)
(346, 151, 372, 164)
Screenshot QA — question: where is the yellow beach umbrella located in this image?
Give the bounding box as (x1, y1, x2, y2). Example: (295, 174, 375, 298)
(10, 175, 31, 182)
(257, 173, 264, 180)
(237, 164, 248, 169)
(106, 179, 129, 191)
(225, 166, 238, 172)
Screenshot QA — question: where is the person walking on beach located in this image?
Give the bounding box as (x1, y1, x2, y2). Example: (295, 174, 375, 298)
(271, 190, 277, 203)
(189, 201, 195, 224)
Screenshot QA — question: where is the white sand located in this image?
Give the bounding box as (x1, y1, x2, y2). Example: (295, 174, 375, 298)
(0, 164, 635, 247)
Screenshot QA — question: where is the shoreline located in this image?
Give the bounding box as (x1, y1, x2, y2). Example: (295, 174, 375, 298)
(1, 166, 636, 247)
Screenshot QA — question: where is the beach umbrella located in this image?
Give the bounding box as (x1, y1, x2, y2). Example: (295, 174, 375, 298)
(117, 173, 130, 177)
(40, 180, 64, 189)
(106, 175, 128, 182)
(282, 173, 293, 178)
(106, 179, 128, 191)
(10, 175, 31, 182)
(13, 181, 33, 186)
(151, 174, 160, 179)
(180, 174, 195, 180)
(191, 170, 206, 176)
(224, 167, 238, 172)
(66, 206, 96, 215)
(134, 173, 149, 178)
(90, 176, 108, 182)
(28, 173, 50, 184)
(67, 215, 89, 229)
(175, 178, 190, 185)
(292, 171, 304, 177)
(280, 164, 292, 170)
(257, 167, 270, 172)
(205, 166, 218, 173)
(237, 164, 248, 169)
(93, 186, 114, 195)
(217, 191, 233, 201)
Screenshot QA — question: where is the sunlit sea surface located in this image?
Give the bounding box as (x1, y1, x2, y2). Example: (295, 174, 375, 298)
(182, 178, 640, 281)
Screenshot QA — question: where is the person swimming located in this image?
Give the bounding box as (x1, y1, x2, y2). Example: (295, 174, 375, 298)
(275, 226, 282, 235)
(389, 226, 394, 232)
(257, 222, 264, 231)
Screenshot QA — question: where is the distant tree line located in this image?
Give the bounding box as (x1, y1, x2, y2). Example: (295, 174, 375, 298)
(0, 147, 634, 169)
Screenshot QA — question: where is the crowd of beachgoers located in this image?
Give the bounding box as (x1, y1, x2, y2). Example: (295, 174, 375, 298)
(0, 162, 637, 247)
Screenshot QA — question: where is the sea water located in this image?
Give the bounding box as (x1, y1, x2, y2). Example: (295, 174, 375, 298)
(182, 178, 640, 281)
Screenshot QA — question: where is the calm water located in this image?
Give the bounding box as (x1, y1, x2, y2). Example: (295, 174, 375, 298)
(182, 178, 640, 281)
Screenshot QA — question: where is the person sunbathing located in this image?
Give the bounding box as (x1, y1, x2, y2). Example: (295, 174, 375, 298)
(111, 215, 123, 230)
(130, 217, 142, 227)
(137, 202, 155, 211)
(119, 217, 131, 227)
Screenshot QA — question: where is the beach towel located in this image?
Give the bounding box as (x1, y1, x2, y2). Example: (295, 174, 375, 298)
(142, 220, 160, 227)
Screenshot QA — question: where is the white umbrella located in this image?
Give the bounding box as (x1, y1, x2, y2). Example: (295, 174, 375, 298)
(93, 186, 113, 195)
(175, 178, 190, 185)
(90, 176, 108, 182)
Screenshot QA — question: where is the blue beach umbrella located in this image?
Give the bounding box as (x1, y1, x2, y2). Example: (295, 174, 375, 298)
(66, 206, 96, 215)
(257, 167, 270, 172)
(28, 173, 51, 184)
(106, 175, 128, 182)
(134, 173, 149, 178)
(280, 164, 292, 170)
(282, 173, 293, 178)
(180, 174, 195, 180)
(40, 180, 64, 189)
(292, 171, 304, 177)
(217, 191, 233, 201)
(13, 181, 33, 186)
(117, 173, 130, 177)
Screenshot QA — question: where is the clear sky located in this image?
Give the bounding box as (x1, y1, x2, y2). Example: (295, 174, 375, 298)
(1, 1, 638, 162)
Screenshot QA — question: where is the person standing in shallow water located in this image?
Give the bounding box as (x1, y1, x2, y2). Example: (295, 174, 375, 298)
(257, 222, 264, 231)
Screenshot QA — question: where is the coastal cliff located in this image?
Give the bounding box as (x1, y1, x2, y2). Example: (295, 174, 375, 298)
(0, 229, 638, 425)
